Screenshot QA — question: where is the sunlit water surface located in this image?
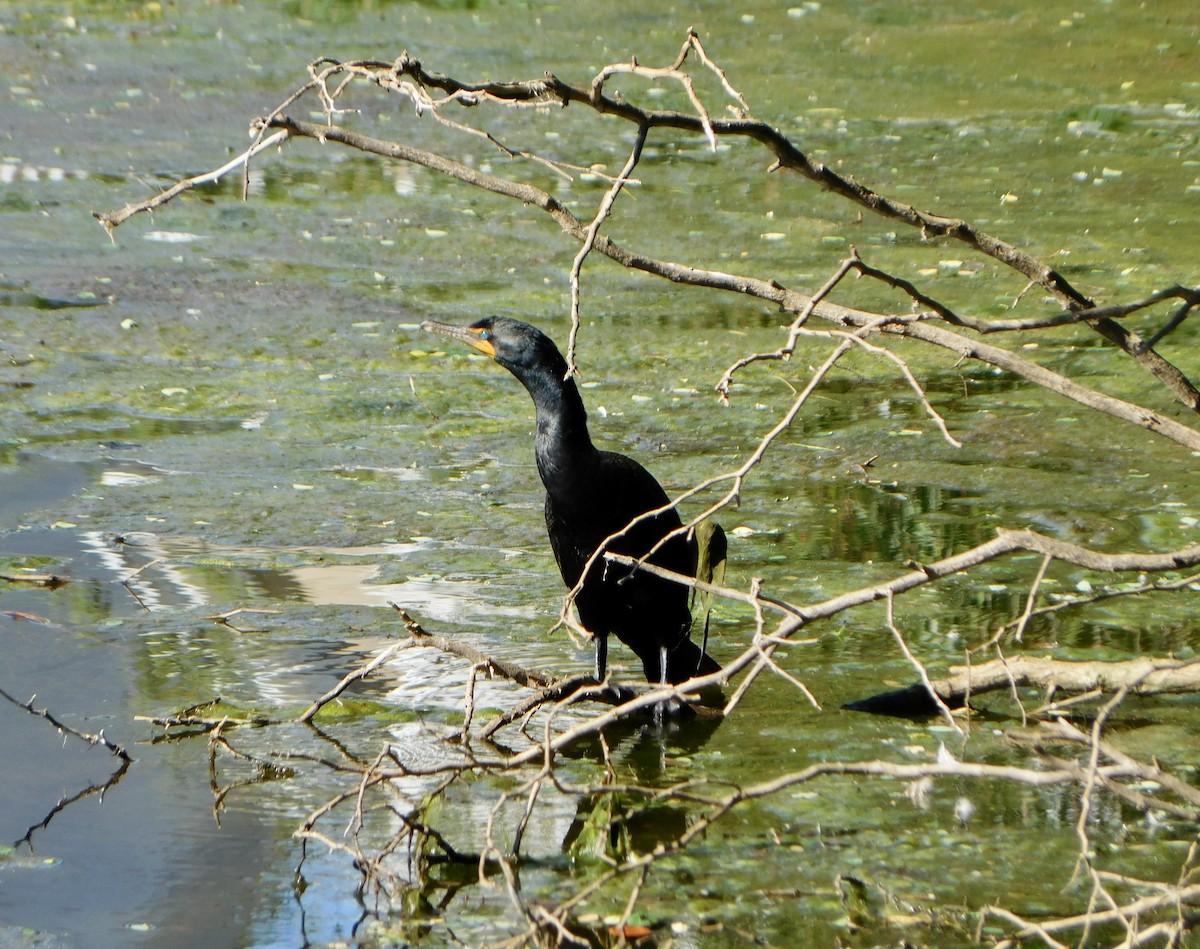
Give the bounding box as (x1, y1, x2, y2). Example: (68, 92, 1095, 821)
(2, 1, 1200, 946)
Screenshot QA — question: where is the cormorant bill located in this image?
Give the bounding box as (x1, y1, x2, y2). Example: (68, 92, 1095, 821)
(421, 316, 721, 687)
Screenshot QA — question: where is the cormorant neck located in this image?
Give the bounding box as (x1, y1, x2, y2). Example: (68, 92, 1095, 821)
(517, 362, 596, 496)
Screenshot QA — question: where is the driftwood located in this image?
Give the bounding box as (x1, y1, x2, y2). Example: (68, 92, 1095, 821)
(846, 655, 1200, 716)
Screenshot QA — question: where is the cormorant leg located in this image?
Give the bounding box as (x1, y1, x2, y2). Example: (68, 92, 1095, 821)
(654, 644, 670, 728)
(594, 632, 608, 682)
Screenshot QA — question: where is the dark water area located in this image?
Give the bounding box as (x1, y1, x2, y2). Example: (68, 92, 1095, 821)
(3, 1, 1200, 946)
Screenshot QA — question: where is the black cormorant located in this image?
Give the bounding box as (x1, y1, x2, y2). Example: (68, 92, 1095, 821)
(422, 316, 721, 686)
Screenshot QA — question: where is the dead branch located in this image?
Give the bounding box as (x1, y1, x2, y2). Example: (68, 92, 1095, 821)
(334, 50, 1196, 411)
(0, 685, 131, 760)
(95, 129, 289, 235)
(772, 528, 1200, 640)
(394, 605, 559, 691)
(1026, 718, 1200, 809)
(846, 655, 1200, 717)
(98, 46, 1200, 443)
(136, 697, 278, 732)
(296, 636, 412, 725)
(93, 35, 1200, 948)
(564, 122, 648, 374)
(240, 114, 1200, 453)
(530, 754, 1155, 936)
(296, 607, 559, 725)
(992, 569, 1200, 640)
(885, 591, 963, 732)
(939, 284, 1200, 337)
(985, 882, 1200, 949)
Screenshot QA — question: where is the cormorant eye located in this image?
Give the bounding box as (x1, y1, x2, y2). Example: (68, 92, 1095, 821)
(478, 329, 490, 341)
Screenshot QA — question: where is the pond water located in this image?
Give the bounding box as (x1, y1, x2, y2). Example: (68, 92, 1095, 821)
(2, 1, 1200, 946)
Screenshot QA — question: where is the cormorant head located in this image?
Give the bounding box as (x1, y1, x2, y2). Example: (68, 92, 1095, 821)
(421, 316, 569, 381)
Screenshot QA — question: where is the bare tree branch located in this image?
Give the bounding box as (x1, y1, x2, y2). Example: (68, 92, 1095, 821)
(93, 35, 1200, 948)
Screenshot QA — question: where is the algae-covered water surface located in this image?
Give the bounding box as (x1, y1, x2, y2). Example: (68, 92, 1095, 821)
(3, 2, 1200, 946)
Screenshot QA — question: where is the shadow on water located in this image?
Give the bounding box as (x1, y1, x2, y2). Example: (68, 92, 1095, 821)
(0, 284, 107, 311)
(8, 410, 253, 453)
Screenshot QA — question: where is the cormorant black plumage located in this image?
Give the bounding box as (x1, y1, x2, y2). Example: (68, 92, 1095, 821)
(422, 316, 721, 685)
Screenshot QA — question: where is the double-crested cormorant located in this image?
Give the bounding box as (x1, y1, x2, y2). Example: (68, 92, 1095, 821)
(422, 316, 721, 686)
